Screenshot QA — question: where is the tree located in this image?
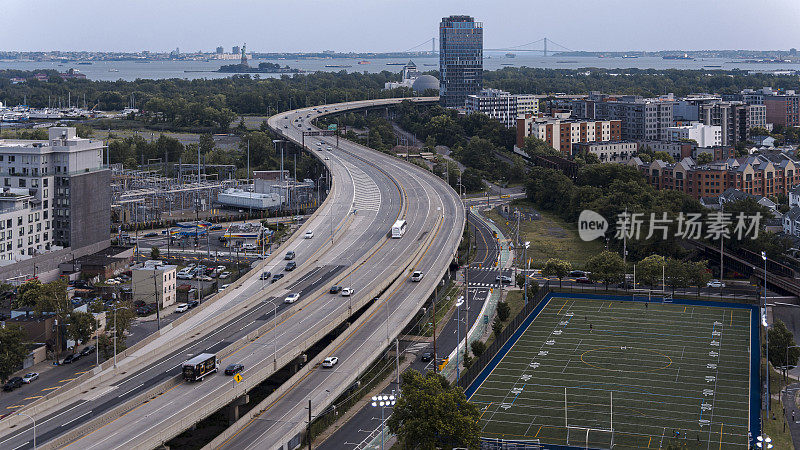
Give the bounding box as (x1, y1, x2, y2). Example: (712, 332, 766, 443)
(387, 370, 480, 449)
(150, 246, 161, 260)
(585, 251, 625, 289)
(497, 302, 511, 322)
(471, 340, 487, 357)
(686, 260, 712, 295)
(696, 153, 713, 165)
(0, 325, 27, 382)
(652, 151, 675, 163)
(13, 279, 44, 313)
(67, 311, 96, 349)
(767, 320, 800, 369)
(462, 349, 473, 369)
(637, 255, 665, 287)
(542, 258, 572, 288)
(664, 257, 691, 294)
(492, 315, 504, 339)
(515, 273, 526, 289)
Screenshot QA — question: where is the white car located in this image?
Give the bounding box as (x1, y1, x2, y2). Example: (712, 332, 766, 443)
(175, 303, 189, 313)
(706, 280, 726, 288)
(322, 356, 339, 368)
(22, 372, 39, 384)
(304, 230, 314, 239)
(285, 293, 300, 304)
(410, 271, 424, 282)
(326, 146, 332, 151)
(340, 287, 353, 297)
(220, 284, 230, 290)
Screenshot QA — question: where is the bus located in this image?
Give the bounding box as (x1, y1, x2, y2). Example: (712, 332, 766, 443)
(182, 353, 218, 382)
(391, 219, 407, 239)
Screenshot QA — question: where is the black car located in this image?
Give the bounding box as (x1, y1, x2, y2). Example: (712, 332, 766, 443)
(188, 300, 200, 309)
(80, 345, 96, 357)
(285, 261, 297, 271)
(271, 273, 284, 283)
(3, 377, 22, 391)
(569, 270, 587, 277)
(420, 352, 433, 362)
(260, 271, 272, 280)
(63, 353, 81, 364)
(329, 285, 342, 294)
(224, 364, 244, 375)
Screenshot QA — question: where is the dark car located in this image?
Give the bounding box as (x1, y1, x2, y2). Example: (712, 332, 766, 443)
(285, 261, 297, 271)
(133, 300, 146, 308)
(188, 300, 200, 309)
(144, 232, 158, 237)
(3, 377, 22, 391)
(63, 353, 81, 364)
(329, 285, 342, 294)
(420, 352, 433, 362)
(271, 273, 285, 283)
(80, 345, 96, 357)
(575, 276, 592, 284)
(570, 270, 587, 277)
(224, 364, 244, 375)
(284, 251, 295, 260)
(260, 271, 272, 280)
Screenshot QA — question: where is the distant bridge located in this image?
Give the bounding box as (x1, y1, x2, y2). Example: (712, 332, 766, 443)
(400, 36, 575, 56)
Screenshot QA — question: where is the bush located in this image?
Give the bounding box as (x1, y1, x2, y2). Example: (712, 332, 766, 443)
(471, 340, 487, 357)
(497, 301, 510, 322)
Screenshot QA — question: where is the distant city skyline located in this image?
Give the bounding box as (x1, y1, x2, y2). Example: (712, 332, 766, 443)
(3, 0, 799, 53)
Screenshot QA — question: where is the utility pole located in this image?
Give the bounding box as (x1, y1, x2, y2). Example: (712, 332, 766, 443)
(395, 338, 400, 385)
(307, 399, 312, 450)
(154, 268, 161, 331)
(432, 285, 438, 372)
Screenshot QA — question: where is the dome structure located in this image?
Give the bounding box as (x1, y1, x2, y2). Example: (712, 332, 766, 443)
(412, 75, 439, 93)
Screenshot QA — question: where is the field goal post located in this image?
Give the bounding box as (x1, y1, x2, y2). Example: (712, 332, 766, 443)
(565, 387, 615, 449)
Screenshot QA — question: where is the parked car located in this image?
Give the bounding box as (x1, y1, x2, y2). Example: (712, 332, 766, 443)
(197, 275, 212, 282)
(175, 303, 189, 313)
(322, 356, 339, 368)
(80, 346, 95, 357)
(284, 293, 300, 304)
(496, 275, 513, 284)
(3, 377, 22, 391)
(706, 280, 725, 288)
(420, 352, 433, 362)
(329, 285, 342, 294)
(219, 272, 231, 279)
(575, 277, 592, 284)
(21, 373, 39, 384)
(285, 251, 295, 260)
(285, 261, 297, 271)
(271, 273, 285, 283)
(188, 300, 200, 309)
(144, 232, 158, 238)
(410, 271, 424, 282)
(220, 284, 230, 290)
(63, 353, 81, 364)
(224, 364, 244, 375)
(340, 287, 353, 297)
(569, 270, 587, 277)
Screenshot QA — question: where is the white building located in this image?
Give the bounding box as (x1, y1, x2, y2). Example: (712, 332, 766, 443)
(666, 122, 722, 148)
(133, 260, 177, 308)
(384, 60, 421, 90)
(0, 127, 108, 264)
(465, 89, 538, 128)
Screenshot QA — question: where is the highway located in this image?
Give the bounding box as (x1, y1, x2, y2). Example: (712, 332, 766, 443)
(0, 96, 457, 449)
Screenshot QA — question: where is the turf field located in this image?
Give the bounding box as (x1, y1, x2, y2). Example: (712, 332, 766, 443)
(469, 297, 753, 449)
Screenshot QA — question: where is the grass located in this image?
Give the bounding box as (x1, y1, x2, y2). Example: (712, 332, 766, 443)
(484, 290, 527, 349)
(485, 205, 603, 270)
(762, 359, 794, 449)
(469, 297, 753, 450)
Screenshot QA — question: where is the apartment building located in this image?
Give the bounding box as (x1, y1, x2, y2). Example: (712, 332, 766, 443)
(0, 127, 109, 263)
(666, 122, 722, 148)
(515, 114, 621, 155)
(698, 101, 765, 146)
(628, 151, 800, 199)
(572, 141, 637, 162)
(764, 93, 800, 127)
(133, 260, 177, 308)
(571, 93, 674, 141)
(465, 89, 538, 128)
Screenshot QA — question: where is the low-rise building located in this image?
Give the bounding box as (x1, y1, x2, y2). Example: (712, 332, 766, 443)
(465, 89, 538, 128)
(666, 122, 722, 148)
(572, 141, 637, 162)
(133, 260, 177, 308)
(516, 114, 621, 155)
(783, 206, 800, 237)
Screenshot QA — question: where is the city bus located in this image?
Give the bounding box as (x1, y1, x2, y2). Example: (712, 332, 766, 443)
(391, 219, 407, 239)
(182, 353, 218, 382)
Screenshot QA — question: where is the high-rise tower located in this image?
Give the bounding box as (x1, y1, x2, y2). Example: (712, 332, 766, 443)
(439, 15, 483, 108)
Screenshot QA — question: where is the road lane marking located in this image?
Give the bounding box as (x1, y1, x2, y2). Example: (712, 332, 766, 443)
(41, 386, 60, 391)
(5, 404, 24, 409)
(23, 396, 42, 400)
(62, 411, 91, 427)
(118, 384, 144, 398)
(59, 377, 77, 383)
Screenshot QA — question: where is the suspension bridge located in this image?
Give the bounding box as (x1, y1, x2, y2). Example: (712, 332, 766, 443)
(401, 37, 574, 56)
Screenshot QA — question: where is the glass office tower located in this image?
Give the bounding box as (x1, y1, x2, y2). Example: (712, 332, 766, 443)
(439, 15, 483, 108)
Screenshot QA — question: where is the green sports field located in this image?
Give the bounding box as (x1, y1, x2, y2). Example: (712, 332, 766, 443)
(470, 297, 752, 449)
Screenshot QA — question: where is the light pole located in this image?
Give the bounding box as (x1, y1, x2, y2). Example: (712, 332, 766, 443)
(370, 393, 396, 450)
(16, 412, 35, 449)
(112, 306, 129, 368)
(455, 297, 464, 382)
(784, 345, 800, 384)
(762, 250, 770, 413)
(523, 241, 530, 305)
(756, 434, 773, 449)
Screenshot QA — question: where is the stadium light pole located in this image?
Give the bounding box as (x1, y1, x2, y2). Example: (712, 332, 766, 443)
(370, 393, 396, 450)
(523, 241, 530, 305)
(762, 251, 770, 413)
(455, 297, 465, 382)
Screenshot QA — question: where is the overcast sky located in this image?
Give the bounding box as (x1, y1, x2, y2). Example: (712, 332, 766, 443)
(4, 0, 799, 53)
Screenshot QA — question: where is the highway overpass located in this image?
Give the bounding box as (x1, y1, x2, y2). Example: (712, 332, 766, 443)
(0, 96, 464, 450)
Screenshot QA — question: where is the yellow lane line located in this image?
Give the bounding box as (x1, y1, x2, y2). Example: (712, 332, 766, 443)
(23, 396, 42, 400)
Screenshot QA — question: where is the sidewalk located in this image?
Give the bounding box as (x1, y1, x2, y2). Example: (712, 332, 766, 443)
(782, 382, 800, 447)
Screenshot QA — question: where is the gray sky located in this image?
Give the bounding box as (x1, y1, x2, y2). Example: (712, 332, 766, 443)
(4, 0, 799, 53)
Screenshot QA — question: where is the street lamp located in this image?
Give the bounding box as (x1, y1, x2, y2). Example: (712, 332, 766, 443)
(762, 250, 770, 412)
(523, 241, 530, 305)
(112, 306, 129, 368)
(370, 393, 396, 450)
(16, 412, 36, 449)
(784, 345, 800, 384)
(455, 297, 465, 382)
